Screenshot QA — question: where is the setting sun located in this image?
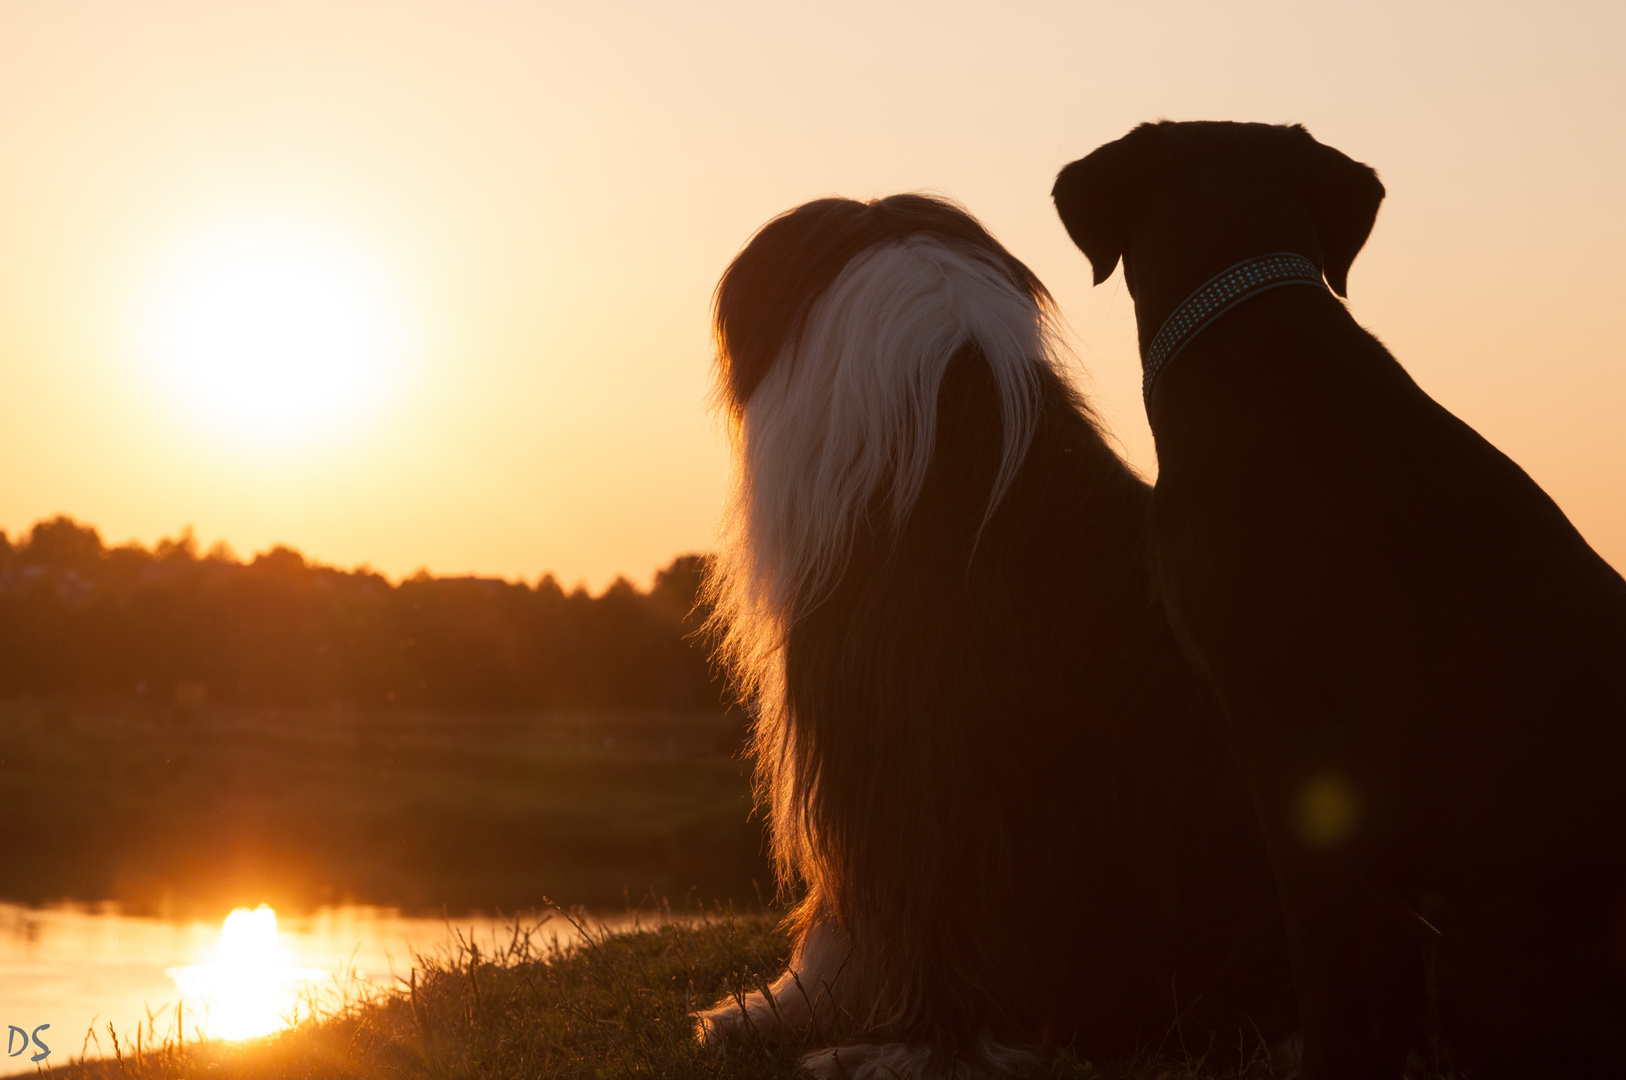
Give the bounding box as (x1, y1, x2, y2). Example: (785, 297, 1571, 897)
(140, 221, 408, 449)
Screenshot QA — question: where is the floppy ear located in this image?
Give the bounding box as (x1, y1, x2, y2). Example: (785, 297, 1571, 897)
(1052, 129, 1157, 286)
(1291, 129, 1385, 298)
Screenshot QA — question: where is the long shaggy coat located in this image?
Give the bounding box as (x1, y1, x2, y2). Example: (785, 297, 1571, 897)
(694, 194, 1291, 1077)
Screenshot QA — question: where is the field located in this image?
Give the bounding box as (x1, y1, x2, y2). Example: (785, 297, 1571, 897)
(0, 698, 769, 915)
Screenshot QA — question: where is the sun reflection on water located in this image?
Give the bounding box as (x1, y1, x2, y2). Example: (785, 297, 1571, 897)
(167, 905, 329, 1040)
(1, 900, 650, 1061)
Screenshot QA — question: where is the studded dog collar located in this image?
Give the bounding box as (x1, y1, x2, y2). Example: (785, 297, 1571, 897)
(1141, 252, 1328, 404)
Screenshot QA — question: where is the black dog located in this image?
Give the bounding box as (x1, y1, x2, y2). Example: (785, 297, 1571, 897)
(696, 194, 1293, 1075)
(1053, 122, 1626, 1079)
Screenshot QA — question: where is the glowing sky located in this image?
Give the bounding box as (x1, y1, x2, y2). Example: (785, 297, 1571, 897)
(1, 1, 1621, 588)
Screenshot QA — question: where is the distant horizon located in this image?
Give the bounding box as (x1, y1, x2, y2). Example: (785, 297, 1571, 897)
(0, 511, 708, 594)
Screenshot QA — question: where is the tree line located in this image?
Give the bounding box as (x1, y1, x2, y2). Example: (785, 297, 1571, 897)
(0, 515, 729, 710)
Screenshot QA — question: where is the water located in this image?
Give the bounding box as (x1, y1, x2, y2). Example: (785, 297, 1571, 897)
(0, 900, 657, 1074)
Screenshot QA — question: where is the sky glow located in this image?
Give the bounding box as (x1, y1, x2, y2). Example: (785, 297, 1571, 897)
(0, 1, 1621, 588)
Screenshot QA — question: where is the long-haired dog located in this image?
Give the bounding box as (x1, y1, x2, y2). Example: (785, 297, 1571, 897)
(1054, 121, 1626, 1079)
(694, 194, 1292, 1077)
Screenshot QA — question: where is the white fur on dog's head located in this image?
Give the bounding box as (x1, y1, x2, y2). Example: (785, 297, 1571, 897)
(708, 230, 1067, 725)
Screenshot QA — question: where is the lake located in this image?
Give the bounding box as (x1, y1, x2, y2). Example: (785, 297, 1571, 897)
(0, 900, 666, 1075)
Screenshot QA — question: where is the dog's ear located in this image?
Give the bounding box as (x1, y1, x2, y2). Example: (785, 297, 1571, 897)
(1052, 129, 1157, 286)
(1290, 128, 1385, 298)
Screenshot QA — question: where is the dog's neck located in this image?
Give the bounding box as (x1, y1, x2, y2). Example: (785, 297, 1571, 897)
(1119, 208, 1329, 402)
(1133, 253, 1328, 403)
(1119, 185, 1328, 353)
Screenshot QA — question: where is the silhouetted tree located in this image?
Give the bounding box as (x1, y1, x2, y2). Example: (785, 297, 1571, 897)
(0, 516, 726, 711)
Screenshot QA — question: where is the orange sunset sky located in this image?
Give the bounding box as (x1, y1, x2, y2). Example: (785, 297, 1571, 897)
(1, 1, 1621, 590)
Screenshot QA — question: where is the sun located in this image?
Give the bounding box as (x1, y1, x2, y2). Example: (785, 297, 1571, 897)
(142, 220, 407, 448)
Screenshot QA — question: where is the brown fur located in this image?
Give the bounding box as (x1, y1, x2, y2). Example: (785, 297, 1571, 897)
(695, 195, 1292, 1076)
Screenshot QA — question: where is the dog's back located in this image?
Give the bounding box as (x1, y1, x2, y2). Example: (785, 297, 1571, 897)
(788, 347, 1291, 1052)
(1172, 283, 1626, 1072)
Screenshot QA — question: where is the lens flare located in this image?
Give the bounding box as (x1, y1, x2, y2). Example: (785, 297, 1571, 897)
(1297, 772, 1362, 849)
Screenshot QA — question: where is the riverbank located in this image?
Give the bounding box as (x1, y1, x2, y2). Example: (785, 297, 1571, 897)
(27, 911, 1282, 1080)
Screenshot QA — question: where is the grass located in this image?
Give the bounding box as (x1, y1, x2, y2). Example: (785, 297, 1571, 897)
(30, 909, 1298, 1080)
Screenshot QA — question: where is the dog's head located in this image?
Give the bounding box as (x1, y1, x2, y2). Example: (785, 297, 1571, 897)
(1051, 121, 1385, 299)
(713, 194, 1048, 413)
(706, 194, 1066, 701)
